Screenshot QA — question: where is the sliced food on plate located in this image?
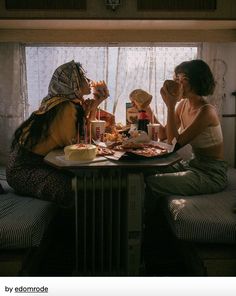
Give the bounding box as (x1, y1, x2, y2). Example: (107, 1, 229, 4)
(96, 146, 114, 156)
(127, 147, 168, 158)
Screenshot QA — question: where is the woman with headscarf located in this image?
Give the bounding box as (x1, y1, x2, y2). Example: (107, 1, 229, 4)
(6, 60, 109, 206)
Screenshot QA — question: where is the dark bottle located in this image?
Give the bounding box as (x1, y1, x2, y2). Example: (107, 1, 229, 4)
(74, 103, 85, 142)
(137, 110, 149, 133)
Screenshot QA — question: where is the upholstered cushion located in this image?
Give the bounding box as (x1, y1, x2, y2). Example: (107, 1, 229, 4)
(226, 167, 236, 191)
(0, 183, 4, 194)
(163, 168, 236, 244)
(0, 167, 5, 194)
(0, 178, 57, 249)
(163, 190, 236, 243)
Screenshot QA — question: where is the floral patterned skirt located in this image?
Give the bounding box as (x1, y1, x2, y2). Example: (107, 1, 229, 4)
(6, 146, 74, 207)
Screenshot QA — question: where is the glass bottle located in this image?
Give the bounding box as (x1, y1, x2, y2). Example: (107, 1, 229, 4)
(137, 110, 149, 133)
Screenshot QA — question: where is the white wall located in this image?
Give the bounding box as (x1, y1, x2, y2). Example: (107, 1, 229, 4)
(0, 44, 26, 165)
(219, 43, 236, 167)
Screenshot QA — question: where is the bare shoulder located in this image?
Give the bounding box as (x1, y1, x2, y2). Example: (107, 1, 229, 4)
(198, 103, 220, 124)
(199, 103, 218, 115)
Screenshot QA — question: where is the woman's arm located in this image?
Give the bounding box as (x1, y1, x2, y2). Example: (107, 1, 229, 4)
(160, 87, 182, 144)
(51, 102, 77, 147)
(177, 106, 217, 147)
(85, 81, 110, 121)
(145, 106, 169, 141)
(161, 84, 217, 146)
(33, 102, 78, 155)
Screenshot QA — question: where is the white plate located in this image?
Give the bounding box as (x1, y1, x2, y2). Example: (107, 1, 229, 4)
(56, 155, 107, 165)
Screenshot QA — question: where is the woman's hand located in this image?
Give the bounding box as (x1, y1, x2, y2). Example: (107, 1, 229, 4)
(83, 81, 110, 122)
(91, 80, 109, 104)
(160, 84, 180, 110)
(83, 99, 97, 122)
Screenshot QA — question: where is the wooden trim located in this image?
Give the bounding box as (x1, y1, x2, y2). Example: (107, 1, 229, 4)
(5, 0, 87, 10)
(137, 0, 217, 11)
(0, 29, 236, 43)
(222, 114, 236, 118)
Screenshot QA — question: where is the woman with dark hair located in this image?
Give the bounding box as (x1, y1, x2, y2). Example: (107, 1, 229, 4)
(146, 59, 227, 197)
(6, 60, 109, 206)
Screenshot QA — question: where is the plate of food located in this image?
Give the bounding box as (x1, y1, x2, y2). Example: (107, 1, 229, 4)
(121, 143, 172, 160)
(124, 147, 171, 160)
(104, 141, 174, 161)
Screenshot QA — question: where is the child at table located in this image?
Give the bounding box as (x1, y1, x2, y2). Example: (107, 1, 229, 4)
(129, 88, 166, 140)
(6, 60, 109, 206)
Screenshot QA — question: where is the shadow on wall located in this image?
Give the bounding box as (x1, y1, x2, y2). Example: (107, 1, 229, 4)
(0, 43, 26, 165)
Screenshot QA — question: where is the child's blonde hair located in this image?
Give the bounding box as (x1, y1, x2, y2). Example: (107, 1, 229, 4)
(129, 89, 152, 108)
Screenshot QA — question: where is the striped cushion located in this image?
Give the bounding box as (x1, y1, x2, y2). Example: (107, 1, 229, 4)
(163, 190, 236, 244)
(0, 179, 57, 249)
(226, 167, 236, 191)
(0, 183, 4, 194)
(162, 167, 236, 244)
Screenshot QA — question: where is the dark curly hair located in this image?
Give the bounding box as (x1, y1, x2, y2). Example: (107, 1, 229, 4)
(175, 59, 215, 96)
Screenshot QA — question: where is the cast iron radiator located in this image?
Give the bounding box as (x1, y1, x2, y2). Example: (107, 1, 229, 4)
(74, 170, 144, 275)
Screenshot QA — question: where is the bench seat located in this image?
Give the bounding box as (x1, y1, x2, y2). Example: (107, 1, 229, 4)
(162, 167, 236, 244)
(160, 167, 236, 275)
(0, 180, 57, 249)
(0, 168, 57, 275)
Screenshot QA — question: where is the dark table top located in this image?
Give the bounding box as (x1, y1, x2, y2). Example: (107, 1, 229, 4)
(44, 149, 182, 173)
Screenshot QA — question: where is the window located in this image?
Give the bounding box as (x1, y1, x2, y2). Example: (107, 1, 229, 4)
(25, 45, 198, 124)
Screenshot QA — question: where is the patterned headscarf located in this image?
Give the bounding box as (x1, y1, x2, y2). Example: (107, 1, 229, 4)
(35, 60, 88, 115)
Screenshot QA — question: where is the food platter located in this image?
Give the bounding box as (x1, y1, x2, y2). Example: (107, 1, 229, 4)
(95, 140, 174, 161)
(124, 147, 174, 160)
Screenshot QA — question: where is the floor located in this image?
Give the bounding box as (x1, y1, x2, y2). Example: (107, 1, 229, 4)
(38, 209, 76, 276)
(1, 165, 188, 276)
(142, 201, 188, 276)
(38, 206, 188, 276)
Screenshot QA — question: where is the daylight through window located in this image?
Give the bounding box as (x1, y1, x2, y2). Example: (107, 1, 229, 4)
(26, 45, 198, 124)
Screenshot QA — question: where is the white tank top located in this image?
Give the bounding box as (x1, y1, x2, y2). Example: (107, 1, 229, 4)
(180, 100, 223, 149)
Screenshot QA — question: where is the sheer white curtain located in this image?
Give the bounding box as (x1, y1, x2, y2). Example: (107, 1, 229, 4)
(26, 45, 198, 124)
(113, 46, 198, 124)
(201, 43, 227, 117)
(0, 43, 27, 164)
(26, 46, 108, 116)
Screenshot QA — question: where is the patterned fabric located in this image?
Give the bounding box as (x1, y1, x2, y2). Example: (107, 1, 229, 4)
(162, 168, 236, 244)
(6, 146, 74, 207)
(163, 190, 236, 244)
(6, 61, 85, 206)
(35, 60, 88, 115)
(0, 170, 57, 249)
(0, 189, 56, 249)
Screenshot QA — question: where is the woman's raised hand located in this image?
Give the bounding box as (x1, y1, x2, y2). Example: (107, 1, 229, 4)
(160, 82, 181, 110)
(83, 80, 110, 122)
(90, 80, 110, 104)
